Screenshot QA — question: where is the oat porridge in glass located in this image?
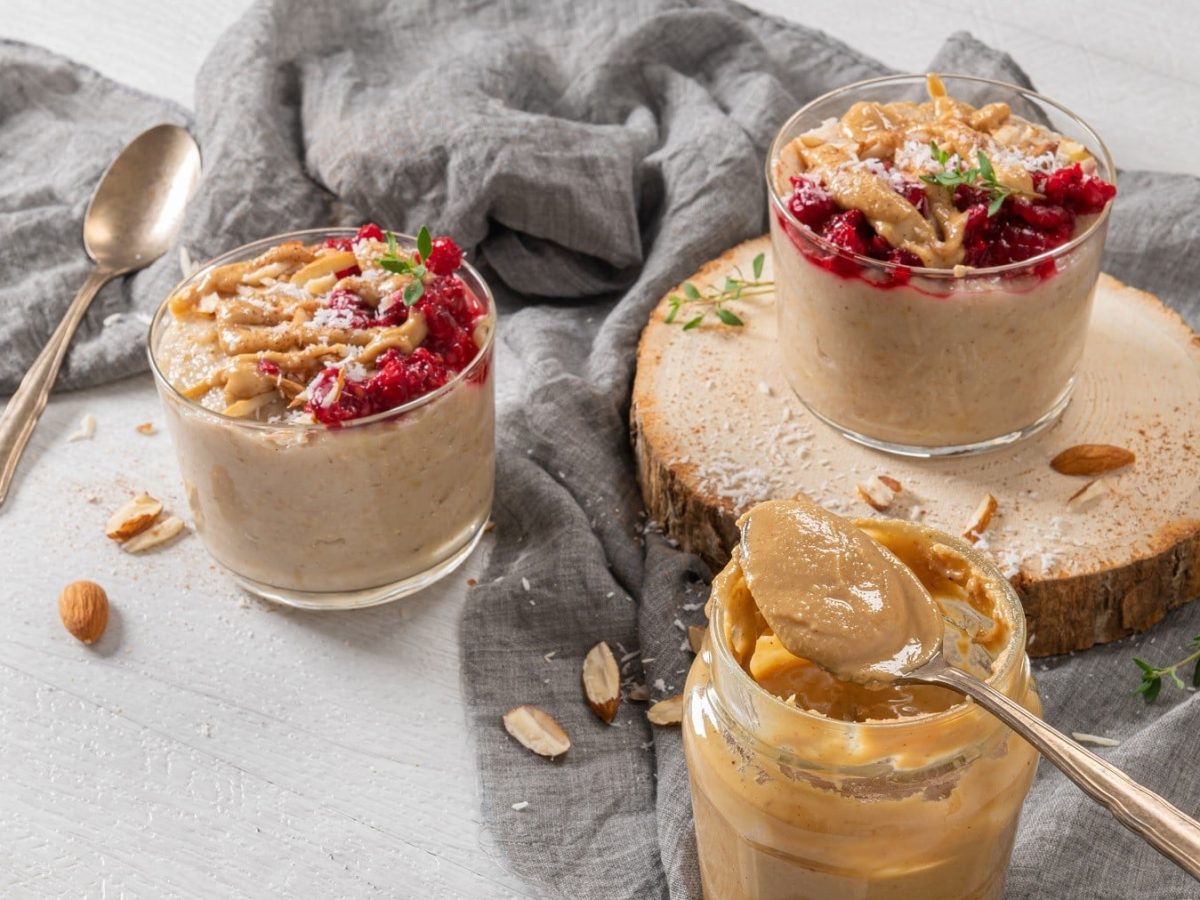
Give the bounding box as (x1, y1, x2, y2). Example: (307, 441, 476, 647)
(148, 224, 495, 609)
(767, 74, 1116, 457)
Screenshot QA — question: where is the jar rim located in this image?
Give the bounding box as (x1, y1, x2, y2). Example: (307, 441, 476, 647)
(765, 72, 1116, 279)
(145, 227, 496, 432)
(707, 518, 1028, 736)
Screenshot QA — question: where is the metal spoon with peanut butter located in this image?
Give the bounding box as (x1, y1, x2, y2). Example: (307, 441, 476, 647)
(738, 499, 943, 683)
(737, 498, 1200, 882)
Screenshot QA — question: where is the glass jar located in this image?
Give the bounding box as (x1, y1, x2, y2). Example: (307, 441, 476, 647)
(683, 520, 1040, 899)
(147, 228, 496, 609)
(766, 74, 1114, 457)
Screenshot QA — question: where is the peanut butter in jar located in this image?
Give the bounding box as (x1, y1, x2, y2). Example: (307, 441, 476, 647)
(682, 506, 1040, 899)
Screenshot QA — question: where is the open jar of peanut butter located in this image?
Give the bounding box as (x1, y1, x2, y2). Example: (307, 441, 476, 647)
(682, 518, 1040, 899)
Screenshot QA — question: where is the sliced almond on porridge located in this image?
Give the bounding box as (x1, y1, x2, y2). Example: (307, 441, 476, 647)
(290, 250, 358, 287)
(647, 694, 684, 726)
(962, 493, 998, 544)
(121, 516, 186, 553)
(502, 705, 571, 759)
(581, 641, 621, 724)
(105, 493, 163, 540)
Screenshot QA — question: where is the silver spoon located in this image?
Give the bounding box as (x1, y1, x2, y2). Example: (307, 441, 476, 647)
(898, 650, 1200, 880)
(0, 124, 201, 508)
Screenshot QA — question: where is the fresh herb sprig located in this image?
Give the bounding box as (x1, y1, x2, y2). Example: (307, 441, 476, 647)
(1132, 635, 1200, 703)
(920, 141, 1041, 217)
(379, 226, 434, 305)
(666, 252, 770, 330)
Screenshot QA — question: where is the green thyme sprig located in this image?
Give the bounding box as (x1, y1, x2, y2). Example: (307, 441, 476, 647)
(920, 141, 1042, 217)
(666, 252, 770, 330)
(379, 226, 434, 306)
(1132, 635, 1200, 703)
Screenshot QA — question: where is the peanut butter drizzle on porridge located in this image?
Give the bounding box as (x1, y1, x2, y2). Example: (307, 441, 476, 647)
(775, 73, 1099, 267)
(161, 233, 483, 422)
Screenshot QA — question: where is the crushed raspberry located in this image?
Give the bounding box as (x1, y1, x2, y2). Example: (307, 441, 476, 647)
(896, 181, 928, 215)
(306, 229, 486, 426)
(788, 176, 838, 228)
(820, 209, 868, 256)
(257, 359, 280, 376)
(1037, 164, 1116, 215)
(326, 288, 373, 329)
(355, 223, 386, 243)
(323, 237, 353, 252)
(367, 347, 451, 411)
(425, 236, 464, 276)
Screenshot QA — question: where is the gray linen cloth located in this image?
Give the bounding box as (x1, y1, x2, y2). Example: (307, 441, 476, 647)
(3, 3, 1199, 898)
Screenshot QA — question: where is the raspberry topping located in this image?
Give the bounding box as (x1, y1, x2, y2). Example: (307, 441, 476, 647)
(306, 225, 485, 426)
(425, 236, 464, 276)
(788, 176, 838, 228)
(1036, 164, 1117, 215)
(785, 161, 1114, 277)
(355, 223, 386, 243)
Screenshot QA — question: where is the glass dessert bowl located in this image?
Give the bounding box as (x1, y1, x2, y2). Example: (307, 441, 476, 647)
(683, 502, 1041, 899)
(767, 74, 1116, 457)
(148, 224, 496, 609)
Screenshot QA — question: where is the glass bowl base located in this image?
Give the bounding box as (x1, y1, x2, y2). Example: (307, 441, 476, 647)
(226, 522, 487, 610)
(800, 383, 1074, 459)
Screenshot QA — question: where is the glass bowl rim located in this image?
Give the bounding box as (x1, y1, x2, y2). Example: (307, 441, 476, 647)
(145, 226, 496, 432)
(765, 72, 1116, 279)
(706, 517, 1028, 735)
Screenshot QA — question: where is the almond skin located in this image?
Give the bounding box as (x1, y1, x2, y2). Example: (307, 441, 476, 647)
(1050, 444, 1135, 476)
(105, 492, 163, 541)
(58, 581, 109, 644)
(962, 493, 998, 544)
(581, 641, 621, 724)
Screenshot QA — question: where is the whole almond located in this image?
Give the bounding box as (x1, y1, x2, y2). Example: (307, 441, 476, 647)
(647, 694, 684, 726)
(105, 492, 163, 540)
(581, 641, 621, 724)
(58, 581, 109, 644)
(687, 624, 706, 654)
(1050, 444, 1135, 476)
(502, 705, 571, 759)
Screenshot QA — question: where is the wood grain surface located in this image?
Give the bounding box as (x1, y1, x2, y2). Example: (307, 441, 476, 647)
(0, 1, 1196, 897)
(633, 237, 1200, 656)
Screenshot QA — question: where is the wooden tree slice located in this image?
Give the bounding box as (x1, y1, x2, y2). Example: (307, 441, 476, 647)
(632, 237, 1200, 657)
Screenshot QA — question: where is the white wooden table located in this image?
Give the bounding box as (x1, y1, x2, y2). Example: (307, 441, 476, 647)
(1, 2, 1195, 897)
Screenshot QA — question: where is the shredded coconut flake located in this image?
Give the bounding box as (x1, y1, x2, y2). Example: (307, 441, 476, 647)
(66, 414, 96, 443)
(1072, 732, 1120, 748)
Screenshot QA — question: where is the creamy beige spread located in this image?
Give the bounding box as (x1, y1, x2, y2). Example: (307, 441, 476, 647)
(714, 501, 1010, 722)
(683, 511, 1040, 898)
(774, 73, 1100, 267)
(737, 500, 942, 683)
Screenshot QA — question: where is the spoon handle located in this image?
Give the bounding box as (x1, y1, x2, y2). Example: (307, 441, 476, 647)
(934, 664, 1200, 880)
(0, 266, 113, 508)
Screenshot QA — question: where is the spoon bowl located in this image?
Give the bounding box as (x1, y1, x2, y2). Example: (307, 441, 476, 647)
(83, 124, 202, 272)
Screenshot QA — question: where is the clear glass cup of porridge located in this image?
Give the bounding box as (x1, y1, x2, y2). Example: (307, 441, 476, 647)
(766, 74, 1115, 457)
(147, 228, 496, 609)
